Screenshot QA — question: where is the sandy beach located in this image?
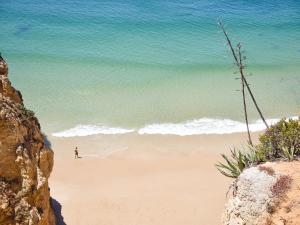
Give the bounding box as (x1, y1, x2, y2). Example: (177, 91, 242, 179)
(49, 132, 260, 225)
(2, 1, 299, 225)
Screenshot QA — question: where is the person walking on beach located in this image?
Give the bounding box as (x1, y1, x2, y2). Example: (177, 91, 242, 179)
(74, 147, 79, 159)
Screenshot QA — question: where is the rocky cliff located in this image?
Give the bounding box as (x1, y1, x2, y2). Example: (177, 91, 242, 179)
(0, 57, 55, 225)
(223, 161, 300, 225)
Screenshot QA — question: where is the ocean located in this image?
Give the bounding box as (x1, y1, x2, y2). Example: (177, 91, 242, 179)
(1, 0, 300, 136)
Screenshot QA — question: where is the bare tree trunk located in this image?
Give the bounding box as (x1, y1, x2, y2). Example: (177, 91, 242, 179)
(219, 22, 269, 130)
(238, 45, 253, 146)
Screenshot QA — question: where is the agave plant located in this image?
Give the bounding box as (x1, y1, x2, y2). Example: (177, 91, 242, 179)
(282, 146, 295, 161)
(216, 148, 252, 178)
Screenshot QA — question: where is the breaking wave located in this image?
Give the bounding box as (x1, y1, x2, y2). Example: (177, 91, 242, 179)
(52, 125, 134, 137)
(52, 117, 298, 137)
(138, 118, 280, 136)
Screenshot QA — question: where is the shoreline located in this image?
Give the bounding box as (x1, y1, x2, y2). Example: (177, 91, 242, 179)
(50, 116, 298, 138)
(49, 132, 260, 225)
(49, 132, 261, 158)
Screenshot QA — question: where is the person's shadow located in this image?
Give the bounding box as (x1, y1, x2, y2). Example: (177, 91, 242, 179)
(51, 198, 67, 225)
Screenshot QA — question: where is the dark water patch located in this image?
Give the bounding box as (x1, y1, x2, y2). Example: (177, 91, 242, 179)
(14, 24, 31, 36)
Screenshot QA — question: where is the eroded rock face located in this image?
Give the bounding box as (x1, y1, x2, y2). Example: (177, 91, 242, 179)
(0, 57, 55, 224)
(223, 161, 300, 225)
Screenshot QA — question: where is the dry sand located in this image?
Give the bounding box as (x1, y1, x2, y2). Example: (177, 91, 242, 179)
(49, 132, 260, 225)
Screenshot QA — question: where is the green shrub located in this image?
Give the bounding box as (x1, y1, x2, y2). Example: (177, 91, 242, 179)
(19, 105, 35, 118)
(216, 118, 300, 178)
(258, 119, 300, 161)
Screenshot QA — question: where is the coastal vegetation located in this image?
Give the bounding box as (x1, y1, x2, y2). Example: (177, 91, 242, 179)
(216, 23, 300, 179)
(258, 119, 300, 161)
(222, 161, 300, 225)
(216, 118, 300, 178)
(19, 104, 35, 118)
(218, 21, 269, 146)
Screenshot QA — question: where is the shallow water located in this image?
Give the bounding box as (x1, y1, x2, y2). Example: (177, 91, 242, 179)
(1, 0, 300, 135)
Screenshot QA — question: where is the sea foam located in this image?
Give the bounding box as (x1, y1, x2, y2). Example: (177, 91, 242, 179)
(52, 125, 134, 137)
(138, 118, 281, 136)
(52, 117, 298, 137)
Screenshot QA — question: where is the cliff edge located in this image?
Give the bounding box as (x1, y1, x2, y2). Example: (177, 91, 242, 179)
(0, 57, 55, 224)
(223, 161, 300, 225)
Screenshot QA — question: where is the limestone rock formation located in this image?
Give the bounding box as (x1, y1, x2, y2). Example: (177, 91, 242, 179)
(223, 161, 300, 225)
(0, 57, 55, 224)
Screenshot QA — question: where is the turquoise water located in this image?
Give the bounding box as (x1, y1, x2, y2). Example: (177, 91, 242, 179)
(1, 0, 300, 135)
